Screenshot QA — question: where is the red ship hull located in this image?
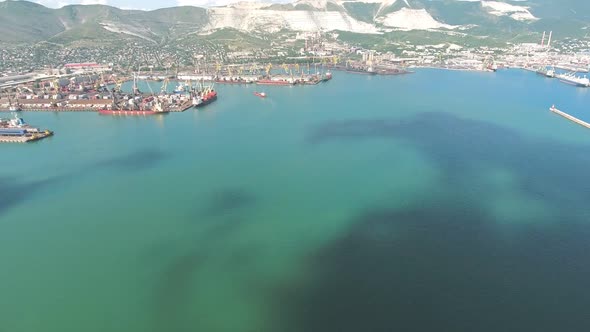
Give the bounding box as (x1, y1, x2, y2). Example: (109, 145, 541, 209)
(215, 80, 253, 84)
(195, 92, 218, 108)
(256, 80, 294, 86)
(98, 109, 167, 115)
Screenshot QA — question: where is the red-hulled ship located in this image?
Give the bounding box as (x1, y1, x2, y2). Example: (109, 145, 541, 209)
(256, 79, 295, 86)
(254, 92, 266, 98)
(99, 97, 169, 116)
(214, 78, 253, 85)
(192, 89, 218, 108)
(99, 109, 167, 115)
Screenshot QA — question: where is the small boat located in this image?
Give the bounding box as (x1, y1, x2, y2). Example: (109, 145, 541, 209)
(8, 105, 22, 112)
(254, 92, 266, 98)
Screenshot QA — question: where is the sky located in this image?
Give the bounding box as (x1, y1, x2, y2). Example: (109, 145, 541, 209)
(25, 0, 287, 10)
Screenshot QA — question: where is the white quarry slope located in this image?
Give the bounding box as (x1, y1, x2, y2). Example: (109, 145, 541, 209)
(295, 0, 343, 10)
(481, 1, 538, 21)
(376, 8, 458, 30)
(100, 22, 157, 43)
(205, 7, 379, 33)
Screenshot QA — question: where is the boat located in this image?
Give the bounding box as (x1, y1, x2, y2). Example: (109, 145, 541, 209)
(536, 66, 555, 78)
(0, 113, 51, 136)
(173, 82, 186, 94)
(344, 67, 377, 75)
(193, 90, 217, 107)
(256, 78, 295, 86)
(99, 97, 169, 116)
(557, 72, 590, 87)
(189, 82, 218, 108)
(214, 77, 254, 84)
(254, 92, 266, 98)
(1, 105, 22, 112)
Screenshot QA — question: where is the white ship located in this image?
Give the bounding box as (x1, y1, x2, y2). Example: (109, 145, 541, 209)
(557, 72, 589, 87)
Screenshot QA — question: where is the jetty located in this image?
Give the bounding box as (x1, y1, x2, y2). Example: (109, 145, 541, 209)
(550, 105, 590, 129)
(168, 100, 194, 112)
(0, 131, 53, 143)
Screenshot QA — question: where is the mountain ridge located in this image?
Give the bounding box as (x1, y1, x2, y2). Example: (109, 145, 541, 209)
(0, 0, 588, 45)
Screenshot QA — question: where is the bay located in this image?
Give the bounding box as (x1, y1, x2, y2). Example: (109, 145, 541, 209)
(1, 69, 590, 332)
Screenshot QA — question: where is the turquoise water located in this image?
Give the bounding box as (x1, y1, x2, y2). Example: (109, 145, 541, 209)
(2, 69, 590, 331)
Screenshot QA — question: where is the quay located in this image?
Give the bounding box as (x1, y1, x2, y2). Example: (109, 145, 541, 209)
(17, 107, 95, 112)
(168, 100, 194, 112)
(550, 105, 590, 129)
(0, 131, 53, 143)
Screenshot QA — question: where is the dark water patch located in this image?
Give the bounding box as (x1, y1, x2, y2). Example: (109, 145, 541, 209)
(279, 201, 590, 332)
(150, 189, 257, 331)
(284, 112, 590, 332)
(153, 251, 204, 332)
(1, 149, 168, 218)
(308, 112, 590, 212)
(94, 148, 167, 172)
(202, 189, 256, 218)
(0, 176, 63, 217)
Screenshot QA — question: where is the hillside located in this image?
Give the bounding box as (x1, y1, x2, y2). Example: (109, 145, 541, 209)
(0, 0, 588, 46)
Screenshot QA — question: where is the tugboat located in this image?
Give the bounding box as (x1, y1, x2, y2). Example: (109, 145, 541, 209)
(254, 92, 266, 98)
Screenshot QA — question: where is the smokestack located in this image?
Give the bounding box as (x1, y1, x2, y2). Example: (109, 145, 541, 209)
(541, 31, 546, 46)
(547, 31, 553, 49)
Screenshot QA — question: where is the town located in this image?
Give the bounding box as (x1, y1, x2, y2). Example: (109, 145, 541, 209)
(2, 31, 590, 142)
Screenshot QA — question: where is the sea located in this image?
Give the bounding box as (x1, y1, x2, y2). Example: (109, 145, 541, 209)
(1, 69, 590, 332)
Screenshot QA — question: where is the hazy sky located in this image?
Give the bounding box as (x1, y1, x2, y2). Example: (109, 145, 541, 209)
(30, 0, 286, 10)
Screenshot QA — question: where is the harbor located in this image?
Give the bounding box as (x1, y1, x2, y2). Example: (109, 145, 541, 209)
(4, 68, 590, 332)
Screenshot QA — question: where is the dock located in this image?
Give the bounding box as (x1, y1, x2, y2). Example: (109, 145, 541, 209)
(550, 106, 590, 129)
(0, 131, 53, 143)
(169, 100, 194, 112)
(18, 107, 96, 112)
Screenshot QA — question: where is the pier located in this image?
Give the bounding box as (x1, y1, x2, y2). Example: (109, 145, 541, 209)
(0, 131, 53, 143)
(550, 106, 590, 129)
(168, 100, 194, 112)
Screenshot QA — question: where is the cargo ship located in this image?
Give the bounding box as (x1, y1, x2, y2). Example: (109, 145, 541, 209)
(344, 67, 377, 75)
(374, 68, 412, 76)
(193, 90, 218, 107)
(188, 82, 218, 108)
(256, 78, 296, 86)
(536, 66, 555, 78)
(214, 77, 254, 84)
(557, 73, 590, 87)
(99, 98, 169, 116)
